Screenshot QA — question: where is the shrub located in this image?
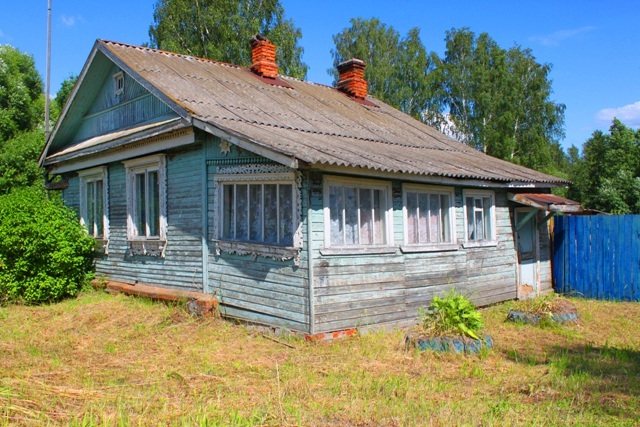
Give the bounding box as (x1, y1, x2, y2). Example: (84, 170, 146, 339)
(0, 187, 94, 304)
(419, 289, 484, 339)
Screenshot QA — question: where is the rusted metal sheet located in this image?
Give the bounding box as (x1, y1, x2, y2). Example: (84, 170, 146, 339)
(508, 192, 582, 213)
(53, 40, 567, 186)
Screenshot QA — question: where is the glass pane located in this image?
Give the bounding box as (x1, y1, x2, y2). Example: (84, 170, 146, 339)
(135, 173, 146, 237)
(466, 196, 475, 240)
(440, 195, 450, 242)
(359, 188, 372, 245)
(483, 196, 492, 240)
(418, 193, 429, 243)
(86, 181, 95, 236)
(429, 194, 441, 243)
(263, 184, 278, 243)
(236, 184, 248, 240)
(344, 187, 358, 245)
(148, 171, 159, 237)
(329, 186, 344, 246)
(406, 192, 418, 244)
(222, 185, 234, 239)
(373, 189, 384, 245)
(279, 184, 293, 245)
(249, 184, 262, 241)
(475, 208, 484, 240)
(96, 180, 104, 237)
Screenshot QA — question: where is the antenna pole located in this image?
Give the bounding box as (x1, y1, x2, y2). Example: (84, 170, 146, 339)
(45, 0, 52, 139)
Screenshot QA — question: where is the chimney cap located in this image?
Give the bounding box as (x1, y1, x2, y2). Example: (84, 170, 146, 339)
(337, 58, 366, 71)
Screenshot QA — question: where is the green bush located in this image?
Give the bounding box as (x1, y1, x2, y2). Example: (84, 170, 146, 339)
(419, 289, 484, 339)
(0, 187, 94, 304)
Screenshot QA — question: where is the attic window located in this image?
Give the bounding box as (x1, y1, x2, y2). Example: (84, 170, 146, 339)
(113, 71, 124, 96)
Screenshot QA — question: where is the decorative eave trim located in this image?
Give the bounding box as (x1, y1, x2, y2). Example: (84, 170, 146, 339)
(192, 117, 298, 169)
(46, 127, 194, 175)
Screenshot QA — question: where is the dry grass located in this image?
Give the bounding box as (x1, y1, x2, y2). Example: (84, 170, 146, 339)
(1, 291, 639, 426)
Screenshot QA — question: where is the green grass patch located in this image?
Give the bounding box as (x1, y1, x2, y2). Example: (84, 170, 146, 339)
(0, 290, 638, 426)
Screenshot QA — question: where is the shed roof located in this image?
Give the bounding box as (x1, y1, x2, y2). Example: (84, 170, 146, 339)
(45, 40, 569, 186)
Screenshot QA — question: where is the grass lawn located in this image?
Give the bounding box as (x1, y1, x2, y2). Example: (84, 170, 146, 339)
(1, 290, 639, 426)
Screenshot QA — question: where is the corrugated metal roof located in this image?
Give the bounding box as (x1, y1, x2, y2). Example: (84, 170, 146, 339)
(509, 193, 582, 213)
(75, 40, 570, 184)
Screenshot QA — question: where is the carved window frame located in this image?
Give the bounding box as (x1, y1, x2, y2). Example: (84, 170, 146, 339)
(123, 154, 167, 257)
(212, 164, 303, 264)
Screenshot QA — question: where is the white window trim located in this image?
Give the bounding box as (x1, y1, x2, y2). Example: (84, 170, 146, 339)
(78, 166, 109, 253)
(462, 189, 497, 248)
(322, 175, 394, 253)
(113, 71, 124, 96)
(213, 172, 302, 249)
(123, 154, 167, 250)
(401, 183, 458, 252)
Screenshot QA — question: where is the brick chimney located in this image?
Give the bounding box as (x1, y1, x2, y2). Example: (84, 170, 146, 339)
(250, 34, 278, 79)
(337, 59, 367, 99)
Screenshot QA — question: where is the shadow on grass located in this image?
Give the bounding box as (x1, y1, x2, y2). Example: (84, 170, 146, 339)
(506, 342, 640, 418)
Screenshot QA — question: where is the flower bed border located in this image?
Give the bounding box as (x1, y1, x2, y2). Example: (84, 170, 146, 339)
(405, 332, 493, 354)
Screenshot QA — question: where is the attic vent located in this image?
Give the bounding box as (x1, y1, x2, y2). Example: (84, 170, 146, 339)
(113, 71, 124, 96)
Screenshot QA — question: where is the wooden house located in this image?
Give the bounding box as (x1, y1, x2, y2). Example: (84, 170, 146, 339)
(40, 37, 573, 335)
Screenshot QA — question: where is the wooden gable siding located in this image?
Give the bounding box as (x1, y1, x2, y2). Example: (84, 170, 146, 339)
(73, 64, 175, 144)
(309, 172, 520, 333)
(93, 144, 204, 291)
(205, 136, 310, 332)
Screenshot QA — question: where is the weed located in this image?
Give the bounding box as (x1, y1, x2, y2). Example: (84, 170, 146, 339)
(418, 289, 484, 339)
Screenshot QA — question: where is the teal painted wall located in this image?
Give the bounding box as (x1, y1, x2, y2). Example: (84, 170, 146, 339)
(93, 143, 204, 291)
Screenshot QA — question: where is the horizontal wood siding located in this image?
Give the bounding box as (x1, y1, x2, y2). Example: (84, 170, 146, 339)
(312, 173, 520, 333)
(93, 145, 204, 291)
(206, 136, 309, 332)
(62, 176, 80, 215)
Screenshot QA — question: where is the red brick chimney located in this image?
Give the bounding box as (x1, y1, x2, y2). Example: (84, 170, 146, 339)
(250, 34, 278, 79)
(337, 59, 367, 99)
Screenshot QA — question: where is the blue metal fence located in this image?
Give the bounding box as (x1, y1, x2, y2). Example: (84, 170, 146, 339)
(553, 215, 640, 301)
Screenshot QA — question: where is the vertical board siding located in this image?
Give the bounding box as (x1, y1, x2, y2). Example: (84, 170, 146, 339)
(94, 146, 203, 291)
(206, 137, 310, 332)
(311, 174, 522, 334)
(74, 64, 175, 143)
(554, 215, 640, 301)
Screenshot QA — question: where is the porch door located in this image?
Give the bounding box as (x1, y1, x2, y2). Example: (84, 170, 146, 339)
(516, 209, 538, 299)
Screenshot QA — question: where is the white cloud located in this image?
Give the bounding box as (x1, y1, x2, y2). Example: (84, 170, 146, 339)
(529, 26, 596, 46)
(61, 14, 75, 26)
(596, 101, 640, 128)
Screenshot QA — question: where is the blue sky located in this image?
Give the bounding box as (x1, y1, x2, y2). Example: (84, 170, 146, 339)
(1, 0, 638, 151)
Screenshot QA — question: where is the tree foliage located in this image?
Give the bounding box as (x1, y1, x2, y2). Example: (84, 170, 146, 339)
(429, 28, 566, 171)
(0, 130, 44, 195)
(568, 119, 640, 214)
(0, 187, 95, 305)
(148, 0, 308, 79)
(0, 45, 44, 141)
(330, 18, 437, 121)
(53, 74, 78, 119)
(330, 24, 567, 173)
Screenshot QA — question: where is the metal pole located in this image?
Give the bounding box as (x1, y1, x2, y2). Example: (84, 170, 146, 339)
(45, 0, 52, 139)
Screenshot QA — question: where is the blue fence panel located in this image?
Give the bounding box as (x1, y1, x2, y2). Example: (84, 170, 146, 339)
(553, 215, 640, 301)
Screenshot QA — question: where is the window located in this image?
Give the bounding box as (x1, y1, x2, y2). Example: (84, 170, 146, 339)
(323, 176, 392, 249)
(79, 167, 109, 245)
(463, 189, 496, 246)
(403, 184, 456, 251)
(219, 180, 296, 246)
(113, 71, 124, 96)
(123, 155, 167, 250)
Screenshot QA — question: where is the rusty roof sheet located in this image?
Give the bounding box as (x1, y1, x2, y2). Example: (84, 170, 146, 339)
(99, 40, 568, 185)
(509, 193, 582, 213)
